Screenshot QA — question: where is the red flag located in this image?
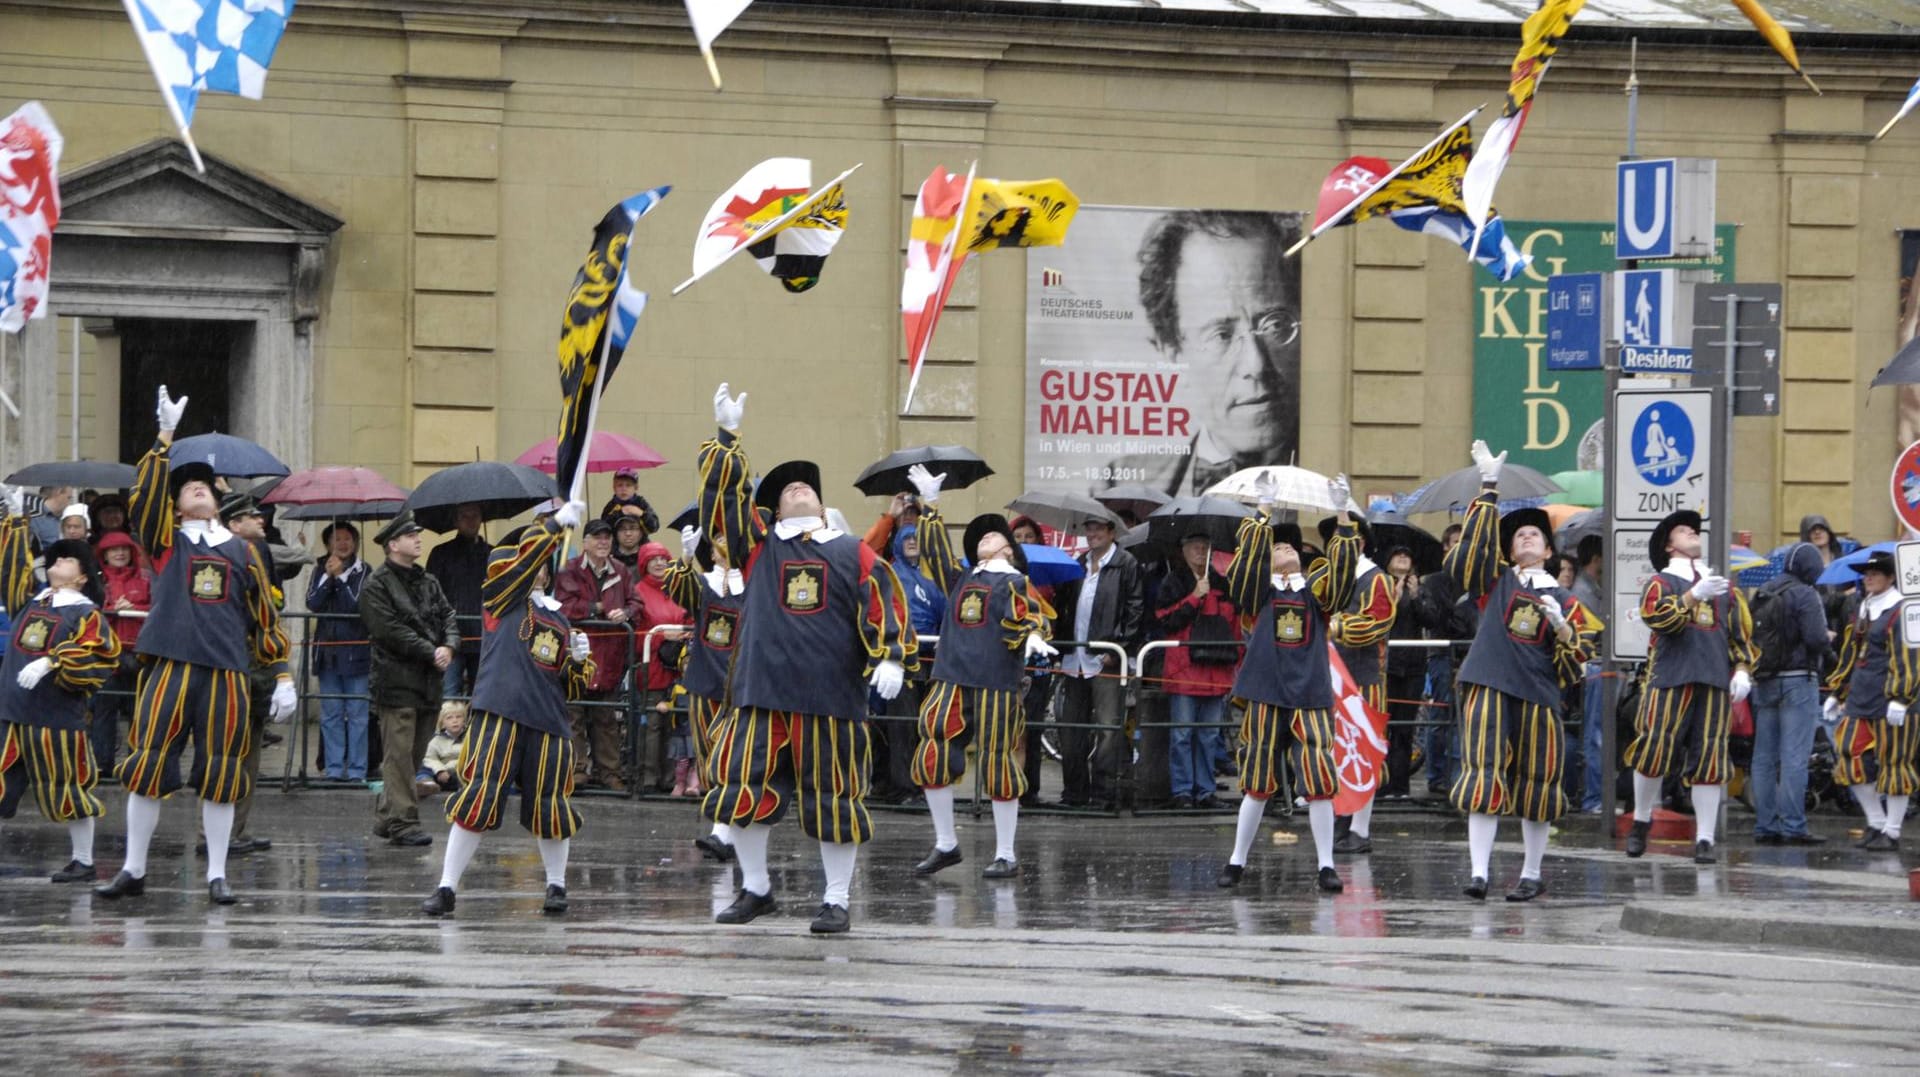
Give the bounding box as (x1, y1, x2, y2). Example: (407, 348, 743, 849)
(1309, 156, 1390, 236)
(1330, 643, 1390, 815)
(900, 164, 973, 413)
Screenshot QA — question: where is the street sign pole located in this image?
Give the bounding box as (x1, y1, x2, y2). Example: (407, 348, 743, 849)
(1601, 352, 1620, 829)
(1709, 293, 1736, 580)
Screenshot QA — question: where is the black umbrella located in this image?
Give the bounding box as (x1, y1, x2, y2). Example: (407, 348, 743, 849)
(1117, 521, 1154, 552)
(404, 461, 559, 533)
(1871, 336, 1920, 389)
(1367, 509, 1443, 575)
(1399, 462, 1561, 516)
(1145, 495, 1253, 552)
(1555, 508, 1604, 549)
(1094, 482, 1171, 526)
(1006, 490, 1122, 532)
(5, 459, 136, 489)
(168, 432, 289, 478)
(667, 500, 698, 532)
(853, 446, 993, 497)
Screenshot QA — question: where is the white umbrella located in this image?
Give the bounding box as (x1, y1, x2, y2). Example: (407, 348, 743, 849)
(1205, 465, 1359, 515)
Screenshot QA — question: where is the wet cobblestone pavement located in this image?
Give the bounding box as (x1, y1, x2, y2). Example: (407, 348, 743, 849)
(1, 787, 1914, 1073)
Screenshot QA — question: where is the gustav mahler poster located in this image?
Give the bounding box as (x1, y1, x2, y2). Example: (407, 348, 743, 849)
(1024, 206, 1305, 498)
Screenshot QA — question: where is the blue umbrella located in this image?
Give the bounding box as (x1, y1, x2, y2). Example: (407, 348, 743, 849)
(168, 432, 289, 478)
(1736, 545, 1790, 589)
(1816, 541, 1899, 586)
(1018, 543, 1085, 587)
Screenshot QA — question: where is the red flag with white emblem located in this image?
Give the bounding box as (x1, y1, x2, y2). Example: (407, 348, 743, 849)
(1329, 643, 1390, 815)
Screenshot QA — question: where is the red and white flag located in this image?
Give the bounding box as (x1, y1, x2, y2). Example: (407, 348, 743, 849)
(1329, 643, 1390, 815)
(900, 163, 974, 414)
(0, 101, 62, 333)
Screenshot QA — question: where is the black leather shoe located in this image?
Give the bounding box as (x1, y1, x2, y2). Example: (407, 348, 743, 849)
(1863, 830, 1900, 852)
(1693, 840, 1715, 864)
(1855, 828, 1884, 849)
(94, 870, 145, 899)
(1170, 795, 1194, 810)
(694, 834, 737, 862)
(1754, 832, 1785, 846)
(390, 830, 433, 848)
(1463, 876, 1488, 900)
(1506, 877, 1546, 902)
(809, 903, 850, 934)
(543, 884, 568, 915)
(912, 845, 963, 876)
(50, 859, 94, 883)
(208, 877, 236, 905)
(1317, 866, 1344, 894)
(1332, 832, 1372, 855)
(421, 886, 456, 917)
(1215, 864, 1244, 888)
(715, 888, 777, 924)
(235, 837, 272, 855)
(1194, 795, 1223, 811)
(1784, 833, 1827, 846)
(1625, 820, 1650, 858)
(982, 858, 1019, 879)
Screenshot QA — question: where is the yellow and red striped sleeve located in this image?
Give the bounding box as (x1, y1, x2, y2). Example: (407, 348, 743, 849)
(697, 428, 765, 571)
(1000, 576, 1055, 651)
(1226, 512, 1274, 626)
(0, 512, 31, 614)
(860, 549, 917, 674)
(482, 518, 562, 621)
(130, 439, 174, 559)
(1445, 493, 1501, 601)
(243, 545, 291, 676)
(1640, 575, 1691, 636)
(1332, 565, 1396, 648)
(50, 608, 122, 694)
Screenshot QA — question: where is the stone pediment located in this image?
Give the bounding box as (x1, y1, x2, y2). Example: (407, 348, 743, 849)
(59, 139, 343, 242)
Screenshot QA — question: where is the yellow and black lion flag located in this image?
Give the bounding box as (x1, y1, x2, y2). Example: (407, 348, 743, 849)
(555, 186, 670, 498)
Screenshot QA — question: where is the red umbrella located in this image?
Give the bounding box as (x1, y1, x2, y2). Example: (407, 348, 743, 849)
(259, 466, 409, 521)
(515, 431, 667, 473)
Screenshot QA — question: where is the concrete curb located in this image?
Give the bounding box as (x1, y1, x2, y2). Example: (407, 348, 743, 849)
(1620, 900, 1920, 964)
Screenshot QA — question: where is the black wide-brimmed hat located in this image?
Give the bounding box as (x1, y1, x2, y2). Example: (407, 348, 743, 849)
(963, 512, 1027, 574)
(1862, 550, 1898, 578)
(168, 460, 217, 500)
(1500, 507, 1556, 562)
(42, 538, 105, 606)
(754, 460, 822, 518)
(1317, 514, 1373, 550)
(1272, 521, 1305, 550)
(1648, 509, 1703, 572)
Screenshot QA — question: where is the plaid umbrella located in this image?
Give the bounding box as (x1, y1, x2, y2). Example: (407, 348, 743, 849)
(1205, 465, 1352, 514)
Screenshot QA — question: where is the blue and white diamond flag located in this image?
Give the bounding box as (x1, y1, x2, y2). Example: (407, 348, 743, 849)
(120, 0, 296, 171)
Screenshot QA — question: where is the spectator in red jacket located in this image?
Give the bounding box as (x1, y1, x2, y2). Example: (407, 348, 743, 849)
(554, 517, 642, 791)
(1154, 531, 1239, 808)
(90, 529, 151, 771)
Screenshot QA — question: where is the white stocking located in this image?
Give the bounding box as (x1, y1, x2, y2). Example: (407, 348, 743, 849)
(1691, 783, 1723, 845)
(819, 840, 856, 908)
(991, 799, 1018, 863)
(1468, 813, 1498, 880)
(123, 793, 162, 879)
(732, 823, 772, 896)
(1308, 799, 1335, 870)
(1229, 795, 1265, 867)
(1886, 795, 1910, 839)
(201, 800, 234, 883)
(924, 785, 958, 852)
(1350, 797, 1375, 838)
(1632, 771, 1663, 823)
(536, 837, 569, 887)
(439, 824, 482, 891)
(1850, 784, 1888, 831)
(1520, 819, 1549, 880)
(709, 820, 734, 846)
(68, 816, 95, 866)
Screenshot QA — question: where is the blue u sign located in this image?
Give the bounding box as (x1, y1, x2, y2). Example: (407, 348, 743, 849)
(1616, 158, 1676, 260)
(1629, 401, 1693, 488)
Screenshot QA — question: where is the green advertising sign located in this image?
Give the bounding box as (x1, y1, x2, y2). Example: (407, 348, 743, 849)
(1472, 221, 1737, 474)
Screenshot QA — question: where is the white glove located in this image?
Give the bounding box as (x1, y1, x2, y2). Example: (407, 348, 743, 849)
(1470, 439, 1506, 485)
(681, 525, 700, 552)
(1890, 701, 1909, 728)
(1023, 633, 1058, 660)
(552, 499, 587, 530)
(15, 656, 52, 690)
(268, 678, 297, 724)
(1730, 669, 1752, 705)
(1328, 473, 1351, 511)
(1253, 470, 1278, 508)
(3, 485, 23, 518)
(714, 382, 746, 432)
(1822, 696, 1842, 724)
(569, 630, 593, 662)
(1541, 597, 1570, 631)
(156, 384, 188, 433)
(907, 463, 945, 505)
(869, 659, 905, 701)
(1688, 575, 1730, 601)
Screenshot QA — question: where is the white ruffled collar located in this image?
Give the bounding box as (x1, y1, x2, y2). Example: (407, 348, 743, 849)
(976, 559, 1019, 576)
(1863, 588, 1902, 620)
(1271, 572, 1307, 593)
(1514, 566, 1558, 590)
(529, 588, 561, 612)
(36, 587, 92, 608)
(773, 516, 844, 542)
(705, 566, 745, 596)
(181, 518, 233, 546)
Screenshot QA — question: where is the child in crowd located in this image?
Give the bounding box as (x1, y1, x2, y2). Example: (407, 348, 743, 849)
(663, 685, 701, 797)
(416, 701, 467, 799)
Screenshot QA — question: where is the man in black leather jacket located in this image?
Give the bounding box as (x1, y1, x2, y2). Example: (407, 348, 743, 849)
(1049, 517, 1146, 807)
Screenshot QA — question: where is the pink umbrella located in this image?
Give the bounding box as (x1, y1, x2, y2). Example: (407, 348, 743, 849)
(259, 467, 409, 522)
(515, 431, 667, 473)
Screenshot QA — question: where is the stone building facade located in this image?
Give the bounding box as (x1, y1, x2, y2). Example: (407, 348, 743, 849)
(2, 0, 1917, 541)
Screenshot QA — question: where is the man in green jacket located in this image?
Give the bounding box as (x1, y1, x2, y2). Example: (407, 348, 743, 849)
(362, 510, 460, 847)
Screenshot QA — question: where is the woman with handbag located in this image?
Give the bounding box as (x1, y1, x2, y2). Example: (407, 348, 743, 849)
(1154, 529, 1239, 809)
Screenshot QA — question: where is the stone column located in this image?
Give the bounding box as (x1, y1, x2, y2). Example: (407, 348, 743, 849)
(397, 14, 518, 485)
(887, 39, 1001, 524)
(1773, 94, 1869, 542)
